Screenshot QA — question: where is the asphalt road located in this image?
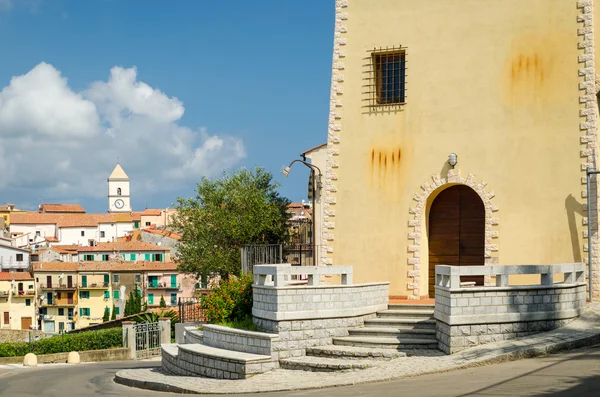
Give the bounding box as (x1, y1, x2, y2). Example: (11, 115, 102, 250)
(0, 346, 598, 396)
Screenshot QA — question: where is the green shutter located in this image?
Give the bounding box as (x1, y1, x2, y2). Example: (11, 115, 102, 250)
(170, 275, 176, 287)
(134, 221, 139, 228)
(113, 290, 119, 299)
(145, 253, 150, 261)
(130, 254, 136, 261)
(81, 276, 87, 288)
(104, 274, 109, 284)
(104, 291, 109, 299)
(79, 308, 83, 316)
(115, 307, 120, 315)
(148, 293, 154, 305)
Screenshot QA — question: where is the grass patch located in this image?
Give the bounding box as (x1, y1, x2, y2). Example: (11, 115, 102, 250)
(217, 316, 257, 331)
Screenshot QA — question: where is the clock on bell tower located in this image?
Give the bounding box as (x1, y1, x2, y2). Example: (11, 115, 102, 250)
(108, 163, 132, 213)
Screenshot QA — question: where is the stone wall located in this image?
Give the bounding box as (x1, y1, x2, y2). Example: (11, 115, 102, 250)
(0, 347, 130, 365)
(252, 282, 389, 321)
(0, 329, 47, 343)
(435, 284, 586, 354)
(202, 324, 277, 359)
(254, 314, 375, 359)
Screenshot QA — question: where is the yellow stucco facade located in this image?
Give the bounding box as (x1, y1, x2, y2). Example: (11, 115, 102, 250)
(324, 0, 600, 299)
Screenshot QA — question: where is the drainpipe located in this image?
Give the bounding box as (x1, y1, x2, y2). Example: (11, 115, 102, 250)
(586, 167, 600, 302)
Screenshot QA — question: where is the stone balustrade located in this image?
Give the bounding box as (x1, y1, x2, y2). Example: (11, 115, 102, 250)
(434, 263, 586, 354)
(253, 264, 353, 287)
(252, 264, 389, 358)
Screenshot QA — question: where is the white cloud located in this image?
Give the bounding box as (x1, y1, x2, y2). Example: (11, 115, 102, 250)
(0, 62, 246, 206)
(0, 62, 99, 137)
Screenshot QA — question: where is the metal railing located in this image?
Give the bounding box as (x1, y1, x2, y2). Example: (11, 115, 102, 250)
(178, 297, 205, 323)
(241, 243, 324, 274)
(39, 283, 78, 290)
(80, 282, 109, 289)
(133, 321, 162, 359)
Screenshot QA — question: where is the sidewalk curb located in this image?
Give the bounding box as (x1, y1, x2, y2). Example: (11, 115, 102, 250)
(114, 333, 600, 394)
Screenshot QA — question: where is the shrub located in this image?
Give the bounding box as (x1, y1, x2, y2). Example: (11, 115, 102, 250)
(133, 309, 180, 339)
(0, 328, 123, 357)
(159, 296, 167, 308)
(201, 272, 253, 324)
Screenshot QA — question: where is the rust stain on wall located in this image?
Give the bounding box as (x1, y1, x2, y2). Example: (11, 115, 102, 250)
(502, 31, 570, 107)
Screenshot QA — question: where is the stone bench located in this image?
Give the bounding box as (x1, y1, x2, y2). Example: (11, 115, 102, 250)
(161, 343, 275, 379)
(183, 327, 203, 345)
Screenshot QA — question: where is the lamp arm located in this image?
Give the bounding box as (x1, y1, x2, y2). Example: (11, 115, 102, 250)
(286, 159, 322, 176)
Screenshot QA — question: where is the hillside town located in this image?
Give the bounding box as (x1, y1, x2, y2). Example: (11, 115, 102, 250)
(0, 164, 199, 332)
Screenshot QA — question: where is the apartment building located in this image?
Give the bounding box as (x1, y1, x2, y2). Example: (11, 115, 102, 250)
(0, 272, 36, 330)
(32, 261, 197, 332)
(77, 241, 170, 262)
(0, 238, 29, 272)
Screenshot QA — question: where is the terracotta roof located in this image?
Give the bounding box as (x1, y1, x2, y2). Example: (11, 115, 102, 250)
(0, 204, 24, 212)
(132, 212, 143, 221)
(32, 261, 178, 272)
(142, 209, 162, 216)
(40, 204, 86, 213)
(77, 241, 169, 252)
(301, 143, 327, 156)
(142, 228, 182, 240)
(45, 236, 59, 242)
(108, 164, 129, 180)
(52, 245, 78, 251)
(0, 271, 34, 281)
(10, 213, 133, 227)
(32, 262, 79, 272)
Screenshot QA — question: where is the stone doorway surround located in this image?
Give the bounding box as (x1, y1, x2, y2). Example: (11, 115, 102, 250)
(407, 170, 499, 299)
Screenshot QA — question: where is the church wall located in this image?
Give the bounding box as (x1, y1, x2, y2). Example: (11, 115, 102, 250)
(327, 0, 590, 298)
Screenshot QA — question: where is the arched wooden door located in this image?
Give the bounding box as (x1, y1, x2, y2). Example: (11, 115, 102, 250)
(428, 185, 485, 297)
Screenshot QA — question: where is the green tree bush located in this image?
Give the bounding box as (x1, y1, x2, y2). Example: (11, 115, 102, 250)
(0, 328, 122, 357)
(102, 306, 110, 322)
(159, 296, 167, 308)
(171, 167, 290, 279)
(201, 272, 253, 324)
(111, 304, 117, 320)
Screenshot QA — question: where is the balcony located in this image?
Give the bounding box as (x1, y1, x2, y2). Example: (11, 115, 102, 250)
(11, 290, 35, 298)
(80, 282, 109, 289)
(40, 299, 78, 307)
(39, 283, 78, 291)
(0, 291, 9, 298)
(146, 281, 180, 290)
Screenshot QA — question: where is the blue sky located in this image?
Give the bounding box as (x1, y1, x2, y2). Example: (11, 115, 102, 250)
(0, 0, 333, 212)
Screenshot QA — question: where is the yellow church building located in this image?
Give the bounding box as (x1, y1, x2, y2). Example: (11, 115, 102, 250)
(321, 0, 600, 300)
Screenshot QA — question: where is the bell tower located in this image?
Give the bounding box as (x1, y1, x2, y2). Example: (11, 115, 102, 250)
(108, 163, 132, 213)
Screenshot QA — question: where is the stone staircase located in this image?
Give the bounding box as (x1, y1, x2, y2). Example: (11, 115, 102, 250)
(279, 303, 439, 372)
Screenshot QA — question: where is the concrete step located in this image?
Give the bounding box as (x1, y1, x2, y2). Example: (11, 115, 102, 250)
(279, 356, 376, 372)
(388, 304, 435, 311)
(161, 343, 179, 358)
(333, 336, 440, 350)
(305, 345, 406, 360)
(364, 318, 437, 329)
(376, 309, 434, 319)
(348, 327, 437, 339)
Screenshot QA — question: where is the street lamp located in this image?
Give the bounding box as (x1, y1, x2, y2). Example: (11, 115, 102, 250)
(282, 159, 323, 266)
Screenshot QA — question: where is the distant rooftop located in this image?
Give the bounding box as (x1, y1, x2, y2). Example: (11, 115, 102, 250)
(39, 203, 86, 213)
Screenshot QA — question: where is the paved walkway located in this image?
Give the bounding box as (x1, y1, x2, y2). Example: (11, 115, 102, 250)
(116, 303, 600, 394)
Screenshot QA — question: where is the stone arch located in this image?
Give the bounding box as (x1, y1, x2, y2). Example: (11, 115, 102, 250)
(406, 169, 499, 299)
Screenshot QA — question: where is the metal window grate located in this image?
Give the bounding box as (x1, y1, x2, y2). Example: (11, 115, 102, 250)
(363, 46, 407, 108)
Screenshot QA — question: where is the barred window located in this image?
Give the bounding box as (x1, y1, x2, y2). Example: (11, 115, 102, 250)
(364, 46, 407, 108)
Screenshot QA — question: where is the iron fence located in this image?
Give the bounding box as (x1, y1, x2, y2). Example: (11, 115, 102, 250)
(133, 321, 162, 359)
(241, 243, 324, 274)
(178, 297, 205, 324)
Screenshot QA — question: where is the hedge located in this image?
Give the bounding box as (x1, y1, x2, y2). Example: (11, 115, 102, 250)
(0, 328, 122, 357)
